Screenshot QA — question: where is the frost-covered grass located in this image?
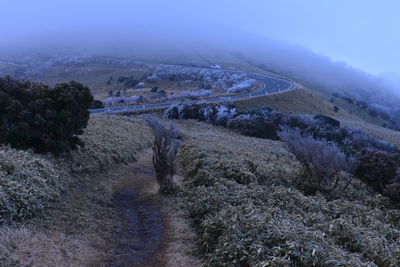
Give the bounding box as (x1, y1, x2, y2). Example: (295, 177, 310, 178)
(176, 120, 400, 266)
(0, 116, 152, 224)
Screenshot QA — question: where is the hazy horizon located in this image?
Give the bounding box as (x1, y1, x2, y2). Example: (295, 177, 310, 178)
(1, 0, 399, 75)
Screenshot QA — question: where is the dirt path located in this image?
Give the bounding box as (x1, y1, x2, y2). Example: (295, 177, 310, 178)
(0, 149, 200, 266)
(101, 149, 200, 266)
(104, 150, 165, 266)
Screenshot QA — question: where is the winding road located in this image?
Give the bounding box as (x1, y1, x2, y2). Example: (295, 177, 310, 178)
(90, 72, 294, 114)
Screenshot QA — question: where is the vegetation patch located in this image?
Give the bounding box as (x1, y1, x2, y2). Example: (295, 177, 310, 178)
(0, 116, 152, 224)
(0, 77, 93, 155)
(176, 120, 400, 266)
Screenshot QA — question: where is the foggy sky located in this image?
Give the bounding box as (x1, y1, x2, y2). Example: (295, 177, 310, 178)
(1, 0, 399, 75)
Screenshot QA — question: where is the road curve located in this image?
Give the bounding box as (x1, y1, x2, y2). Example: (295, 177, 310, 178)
(90, 72, 294, 114)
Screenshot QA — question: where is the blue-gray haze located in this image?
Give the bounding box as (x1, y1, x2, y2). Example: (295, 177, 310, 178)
(1, 0, 399, 86)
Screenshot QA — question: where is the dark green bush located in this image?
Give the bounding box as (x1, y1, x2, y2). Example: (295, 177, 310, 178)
(0, 76, 93, 155)
(91, 100, 104, 109)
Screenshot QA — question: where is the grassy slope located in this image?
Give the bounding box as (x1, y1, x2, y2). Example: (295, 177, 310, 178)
(176, 120, 400, 266)
(236, 87, 399, 147)
(0, 115, 153, 265)
(0, 115, 152, 223)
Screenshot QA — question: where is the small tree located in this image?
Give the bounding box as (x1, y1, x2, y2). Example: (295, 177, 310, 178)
(145, 115, 182, 193)
(278, 126, 357, 198)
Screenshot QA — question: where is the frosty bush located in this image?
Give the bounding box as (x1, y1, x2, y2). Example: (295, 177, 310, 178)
(199, 104, 237, 126)
(227, 113, 279, 139)
(227, 79, 257, 93)
(145, 115, 182, 194)
(278, 127, 357, 198)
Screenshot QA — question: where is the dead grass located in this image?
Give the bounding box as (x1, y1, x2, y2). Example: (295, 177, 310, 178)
(235, 88, 344, 116)
(175, 119, 400, 266)
(0, 226, 99, 266)
(177, 120, 302, 186)
(0, 145, 201, 266)
(161, 206, 203, 267)
(0, 115, 154, 265)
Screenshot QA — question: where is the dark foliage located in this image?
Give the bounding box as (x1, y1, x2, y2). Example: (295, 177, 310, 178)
(151, 86, 158, 93)
(117, 76, 139, 88)
(342, 96, 355, 104)
(368, 109, 378, 118)
(356, 149, 400, 197)
(0, 76, 93, 155)
(314, 114, 340, 127)
(91, 100, 104, 109)
(157, 89, 167, 97)
(227, 112, 279, 140)
(106, 76, 113, 85)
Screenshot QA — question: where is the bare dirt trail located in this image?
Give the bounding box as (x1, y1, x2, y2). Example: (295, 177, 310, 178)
(103, 150, 165, 266)
(102, 149, 200, 267)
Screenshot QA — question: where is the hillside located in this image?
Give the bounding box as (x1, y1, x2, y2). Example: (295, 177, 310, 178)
(2, 57, 400, 265)
(174, 119, 400, 266)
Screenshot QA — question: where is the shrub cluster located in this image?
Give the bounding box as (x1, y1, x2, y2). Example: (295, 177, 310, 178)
(278, 127, 357, 198)
(166, 102, 400, 202)
(165, 102, 237, 126)
(177, 123, 400, 266)
(117, 76, 139, 88)
(0, 76, 93, 155)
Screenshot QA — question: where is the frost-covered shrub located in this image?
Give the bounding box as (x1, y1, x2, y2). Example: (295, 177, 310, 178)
(102, 95, 143, 106)
(278, 127, 357, 198)
(281, 114, 316, 130)
(163, 103, 203, 120)
(145, 115, 182, 194)
(146, 74, 158, 83)
(199, 104, 237, 126)
(135, 82, 145, 89)
(164, 102, 237, 126)
(0, 147, 65, 222)
(227, 113, 279, 139)
(164, 103, 180, 119)
(152, 64, 253, 92)
(179, 89, 211, 99)
(227, 79, 256, 93)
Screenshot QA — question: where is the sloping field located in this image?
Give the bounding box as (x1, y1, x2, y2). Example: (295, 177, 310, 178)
(235, 88, 391, 129)
(0, 115, 154, 265)
(176, 120, 400, 266)
(0, 116, 152, 223)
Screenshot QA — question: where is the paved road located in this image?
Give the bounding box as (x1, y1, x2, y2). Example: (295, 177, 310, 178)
(90, 72, 294, 114)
